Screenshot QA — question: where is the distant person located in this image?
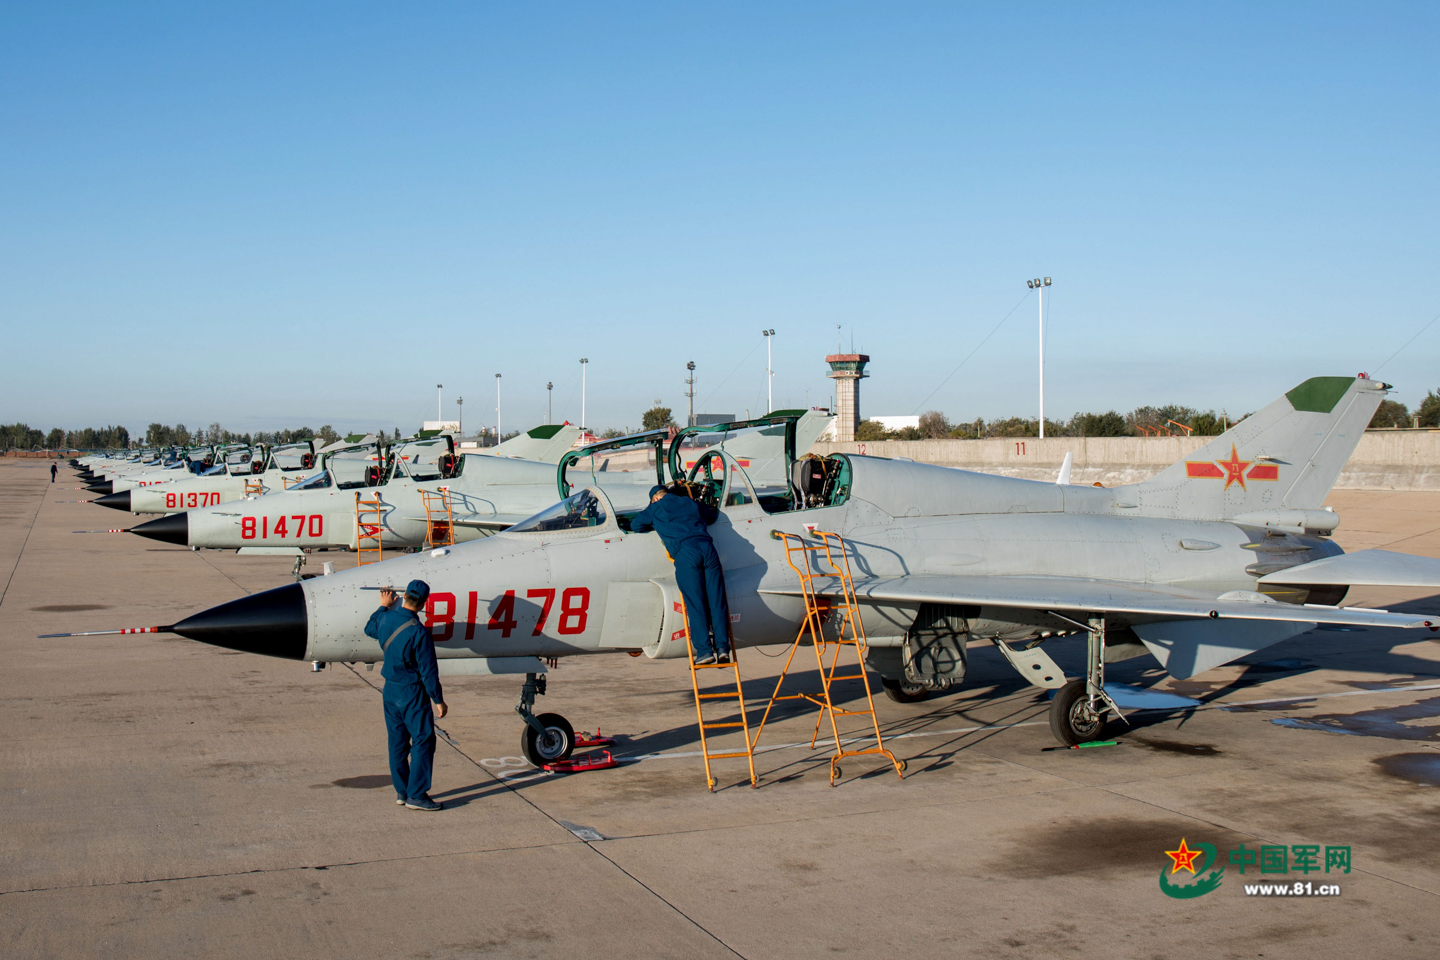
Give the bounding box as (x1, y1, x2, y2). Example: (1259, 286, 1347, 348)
(365, 580, 447, 811)
(50, 462, 57, 483)
(630, 484, 732, 664)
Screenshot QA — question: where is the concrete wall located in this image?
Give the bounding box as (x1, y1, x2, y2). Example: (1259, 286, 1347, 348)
(810, 430, 1440, 491)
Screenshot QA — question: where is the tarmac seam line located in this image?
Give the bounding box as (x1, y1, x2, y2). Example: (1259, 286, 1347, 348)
(0, 471, 48, 610)
(340, 664, 750, 959)
(0, 839, 586, 898)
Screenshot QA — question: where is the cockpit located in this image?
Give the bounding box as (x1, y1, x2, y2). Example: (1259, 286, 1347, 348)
(551, 412, 853, 533)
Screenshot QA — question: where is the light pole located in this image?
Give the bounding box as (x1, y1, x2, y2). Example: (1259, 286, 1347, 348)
(456, 397, 463, 435)
(494, 374, 502, 441)
(1026, 278, 1052, 437)
(436, 384, 443, 422)
(579, 358, 588, 431)
(547, 382, 553, 424)
(685, 361, 696, 427)
(762, 329, 775, 413)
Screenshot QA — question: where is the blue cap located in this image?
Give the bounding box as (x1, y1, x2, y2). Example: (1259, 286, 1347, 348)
(405, 579, 431, 604)
(649, 485, 666, 499)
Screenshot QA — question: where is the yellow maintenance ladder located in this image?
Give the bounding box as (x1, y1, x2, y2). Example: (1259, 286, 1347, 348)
(753, 531, 905, 786)
(355, 493, 385, 566)
(680, 596, 758, 791)
(420, 488, 455, 550)
(243, 479, 265, 497)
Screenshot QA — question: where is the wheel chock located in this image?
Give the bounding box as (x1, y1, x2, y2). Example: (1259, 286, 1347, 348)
(542, 750, 619, 774)
(573, 728, 617, 749)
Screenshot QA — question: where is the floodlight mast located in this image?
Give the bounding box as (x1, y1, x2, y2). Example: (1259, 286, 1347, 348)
(437, 384, 443, 422)
(579, 358, 588, 432)
(762, 329, 776, 413)
(456, 397, 463, 435)
(547, 382, 553, 425)
(495, 373, 502, 440)
(685, 361, 696, 427)
(1026, 278, 1052, 437)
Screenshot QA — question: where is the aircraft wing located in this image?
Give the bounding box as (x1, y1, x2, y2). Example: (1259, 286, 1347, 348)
(757, 574, 1432, 629)
(407, 514, 531, 529)
(1259, 549, 1440, 587)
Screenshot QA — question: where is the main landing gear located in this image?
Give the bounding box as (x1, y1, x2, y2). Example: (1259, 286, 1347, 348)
(515, 672, 575, 767)
(1048, 614, 1128, 746)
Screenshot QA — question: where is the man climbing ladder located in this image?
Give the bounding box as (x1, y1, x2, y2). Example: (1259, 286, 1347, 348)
(629, 483, 732, 663)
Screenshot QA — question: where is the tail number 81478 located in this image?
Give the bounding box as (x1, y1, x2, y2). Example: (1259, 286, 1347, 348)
(423, 588, 591, 641)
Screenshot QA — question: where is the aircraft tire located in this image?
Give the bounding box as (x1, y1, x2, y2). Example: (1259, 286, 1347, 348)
(1050, 678, 1106, 746)
(521, 713, 575, 767)
(881, 677, 929, 704)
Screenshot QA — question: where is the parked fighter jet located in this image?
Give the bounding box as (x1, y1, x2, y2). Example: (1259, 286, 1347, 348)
(58, 377, 1440, 764)
(93, 441, 321, 514)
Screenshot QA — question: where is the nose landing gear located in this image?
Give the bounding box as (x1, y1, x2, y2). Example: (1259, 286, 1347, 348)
(515, 672, 576, 767)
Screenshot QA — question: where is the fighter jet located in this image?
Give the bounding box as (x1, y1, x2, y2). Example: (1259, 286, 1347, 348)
(117, 415, 828, 557)
(92, 441, 322, 514)
(59, 377, 1440, 763)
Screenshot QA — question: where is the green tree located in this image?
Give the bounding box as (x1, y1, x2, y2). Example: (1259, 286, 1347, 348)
(854, 419, 889, 441)
(1418, 391, 1440, 428)
(1070, 411, 1129, 437)
(45, 427, 65, 449)
(641, 405, 675, 431)
(317, 425, 339, 444)
(1369, 399, 1411, 428)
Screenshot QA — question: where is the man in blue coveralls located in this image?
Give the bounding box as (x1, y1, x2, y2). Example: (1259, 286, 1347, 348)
(630, 484, 732, 664)
(365, 579, 448, 811)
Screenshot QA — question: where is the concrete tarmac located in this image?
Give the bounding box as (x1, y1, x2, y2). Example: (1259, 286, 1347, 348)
(3, 461, 1440, 958)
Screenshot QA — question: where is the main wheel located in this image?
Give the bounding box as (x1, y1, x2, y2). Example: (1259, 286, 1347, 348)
(881, 677, 929, 704)
(1049, 678, 1107, 746)
(521, 713, 575, 767)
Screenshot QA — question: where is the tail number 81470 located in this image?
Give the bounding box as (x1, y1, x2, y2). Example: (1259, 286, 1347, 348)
(240, 515, 325, 539)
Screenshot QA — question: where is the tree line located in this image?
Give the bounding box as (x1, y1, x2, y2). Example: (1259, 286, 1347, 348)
(2, 423, 131, 451)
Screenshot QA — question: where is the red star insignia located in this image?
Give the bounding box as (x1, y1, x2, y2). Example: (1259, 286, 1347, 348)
(1165, 838, 1203, 874)
(1216, 444, 1252, 491)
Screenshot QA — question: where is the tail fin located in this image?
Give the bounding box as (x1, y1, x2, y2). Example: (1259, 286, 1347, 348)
(482, 424, 582, 463)
(1134, 376, 1387, 525)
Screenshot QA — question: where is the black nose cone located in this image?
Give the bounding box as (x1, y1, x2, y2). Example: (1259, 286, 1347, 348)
(93, 491, 132, 512)
(131, 513, 188, 545)
(86, 481, 114, 495)
(172, 583, 308, 659)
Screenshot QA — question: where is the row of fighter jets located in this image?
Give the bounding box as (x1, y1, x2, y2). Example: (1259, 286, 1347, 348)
(57, 378, 1440, 771)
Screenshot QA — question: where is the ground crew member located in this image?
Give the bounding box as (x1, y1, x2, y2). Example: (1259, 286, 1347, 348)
(365, 580, 448, 811)
(630, 484, 732, 664)
(50, 463, 57, 482)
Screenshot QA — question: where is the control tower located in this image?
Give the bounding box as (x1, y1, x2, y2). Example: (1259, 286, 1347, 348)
(826, 354, 870, 443)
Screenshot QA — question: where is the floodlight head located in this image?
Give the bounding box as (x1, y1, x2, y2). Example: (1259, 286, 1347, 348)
(495, 373, 501, 378)
(1043, 277, 1052, 286)
(769, 328, 775, 335)
(687, 361, 695, 370)
(1026, 280, 1035, 289)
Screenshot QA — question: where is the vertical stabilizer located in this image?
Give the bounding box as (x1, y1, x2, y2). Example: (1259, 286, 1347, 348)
(1132, 376, 1387, 522)
(482, 424, 583, 463)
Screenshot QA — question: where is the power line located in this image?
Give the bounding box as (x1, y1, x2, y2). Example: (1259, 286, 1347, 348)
(1374, 310, 1440, 375)
(910, 291, 1032, 414)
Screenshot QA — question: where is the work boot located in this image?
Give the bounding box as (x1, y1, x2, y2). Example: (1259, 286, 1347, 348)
(405, 795, 443, 811)
(395, 796, 406, 805)
(716, 651, 731, 664)
(695, 653, 717, 666)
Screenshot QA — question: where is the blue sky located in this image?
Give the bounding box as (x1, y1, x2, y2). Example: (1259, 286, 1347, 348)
(2, 3, 1437, 436)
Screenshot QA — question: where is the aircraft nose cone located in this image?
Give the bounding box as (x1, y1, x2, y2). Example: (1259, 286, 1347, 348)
(131, 513, 188, 545)
(86, 481, 113, 495)
(93, 491, 132, 512)
(172, 583, 308, 659)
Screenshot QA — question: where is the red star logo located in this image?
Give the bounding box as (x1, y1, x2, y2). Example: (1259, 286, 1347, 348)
(1216, 444, 1252, 491)
(1165, 838, 1203, 875)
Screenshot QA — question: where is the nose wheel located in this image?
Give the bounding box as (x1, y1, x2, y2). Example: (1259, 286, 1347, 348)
(515, 672, 576, 768)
